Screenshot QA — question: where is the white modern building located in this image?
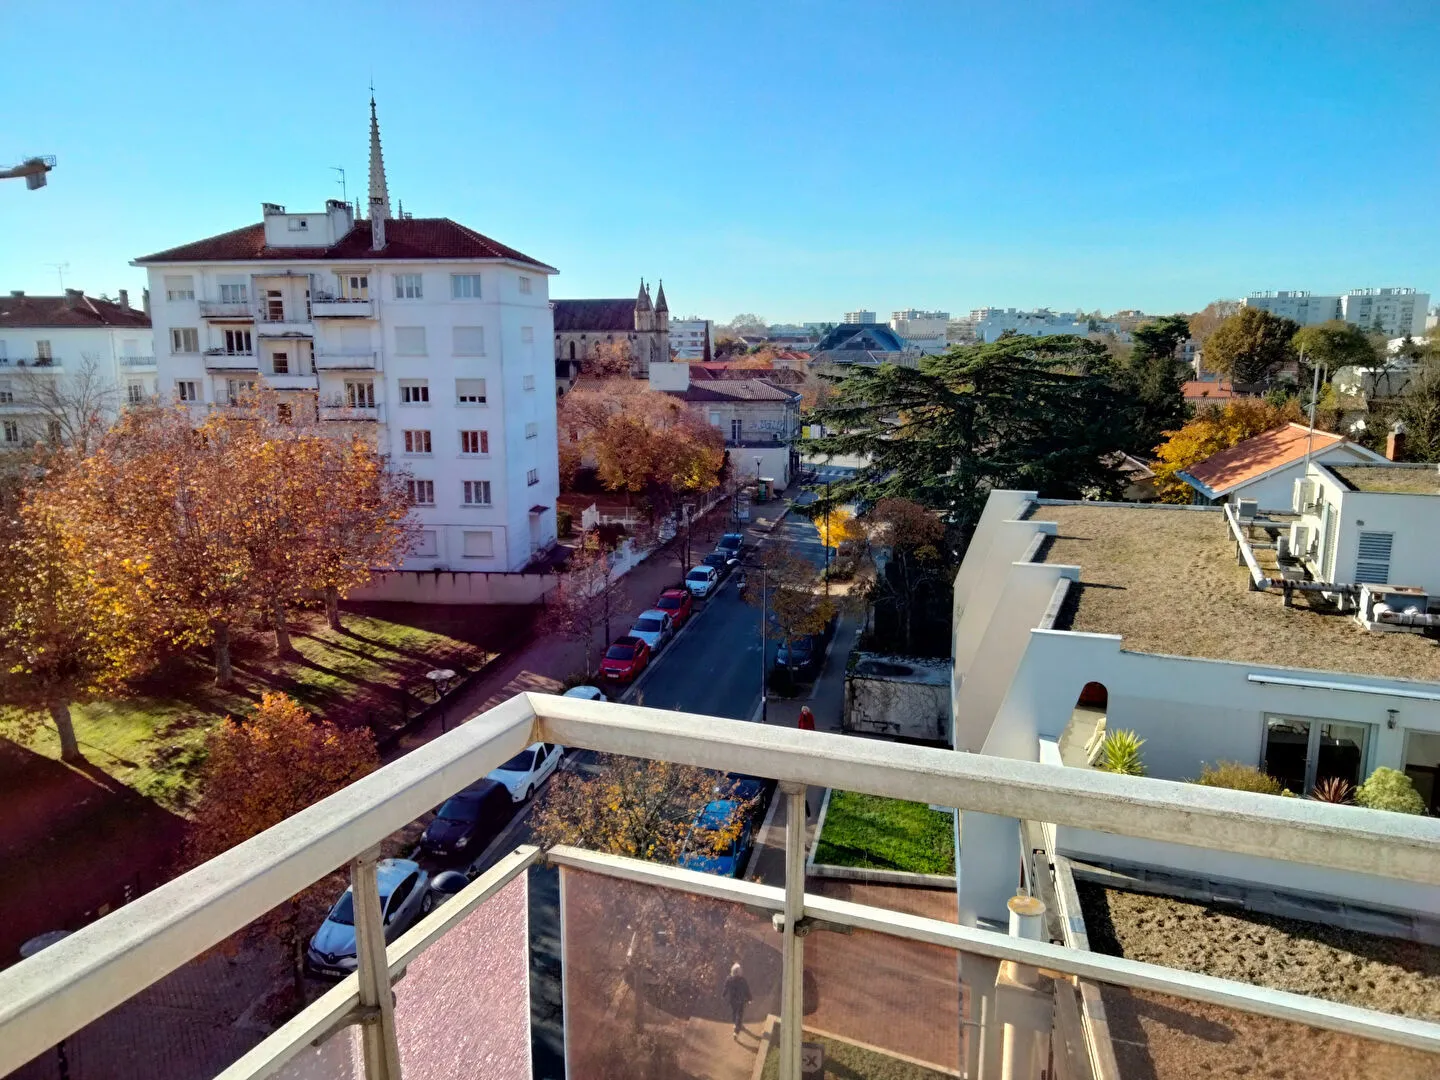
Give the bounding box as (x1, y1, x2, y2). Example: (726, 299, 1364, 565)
(1241, 291, 1341, 327)
(668, 317, 711, 360)
(890, 308, 950, 353)
(1341, 288, 1429, 338)
(842, 309, 876, 324)
(136, 99, 559, 574)
(968, 307, 1088, 343)
(0, 289, 153, 448)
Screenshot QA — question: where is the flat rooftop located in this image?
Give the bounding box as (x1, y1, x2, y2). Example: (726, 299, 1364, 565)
(1330, 463, 1440, 495)
(1034, 503, 1440, 683)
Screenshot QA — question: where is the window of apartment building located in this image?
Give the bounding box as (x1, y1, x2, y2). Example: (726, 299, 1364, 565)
(456, 378, 486, 405)
(708, 411, 721, 427)
(165, 275, 195, 301)
(400, 379, 430, 404)
(521, 326, 534, 344)
(406, 479, 435, 506)
(264, 290, 284, 322)
(525, 422, 538, 439)
(224, 329, 252, 355)
(126, 381, 145, 404)
(46, 419, 61, 445)
(730, 419, 742, 441)
(412, 529, 439, 557)
(453, 326, 485, 356)
(2, 419, 19, 443)
(36, 340, 52, 361)
(345, 380, 375, 408)
(0, 341, 7, 361)
(226, 379, 256, 403)
(518, 276, 532, 295)
(271, 350, 289, 374)
(394, 273, 424, 300)
(460, 429, 489, 455)
(462, 530, 494, 558)
(218, 282, 248, 304)
(276, 403, 293, 424)
(171, 327, 199, 354)
(462, 480, 492, 506)
(451, 274, 482, 300)
(395, 327, 427, 355)
(522, 374, 535, 391)
(526, 468, 539, 486)
(0, 379, 11, 404)
(403, 429, 432, 454)
(175, 380, 198, 402)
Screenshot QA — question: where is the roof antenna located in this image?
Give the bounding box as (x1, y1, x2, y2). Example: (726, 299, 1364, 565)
(46, 261, 69, 292)
(331, 166, 346, 204)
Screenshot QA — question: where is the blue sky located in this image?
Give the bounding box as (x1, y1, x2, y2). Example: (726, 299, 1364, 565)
(3, 1, 1436, 323)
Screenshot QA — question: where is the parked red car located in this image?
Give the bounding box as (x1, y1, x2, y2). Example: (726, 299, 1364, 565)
(654, 588, 694, 628)
(599, 635, 651, 683)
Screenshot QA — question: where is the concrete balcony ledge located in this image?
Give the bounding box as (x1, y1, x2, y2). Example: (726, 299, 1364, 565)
(203, 352, 259, 371)
(265, 373, 319, 391)
(311, 297, 376, 318)
(319, 401, 384, 422)
(118, 355, 157, 368)
(314, 350, 380, 370)
(198, 301, 254, 320)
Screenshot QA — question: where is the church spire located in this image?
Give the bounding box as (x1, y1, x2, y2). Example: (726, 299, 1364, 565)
(654, 279, 668, 312)
(368, 92, 391, 221)
(636, 278, 652, 311)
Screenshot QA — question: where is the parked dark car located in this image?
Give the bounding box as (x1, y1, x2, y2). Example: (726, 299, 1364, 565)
(776, 613, 838, 672)
(701, 551, 736, 576)
(420, 780, 513, 859)
(715, 533, 745, 558)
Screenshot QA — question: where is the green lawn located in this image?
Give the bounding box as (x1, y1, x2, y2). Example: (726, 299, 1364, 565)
(0, 610, 506, 811)
(812, 790, 955, 875)
(762, 1032, 955, 1079)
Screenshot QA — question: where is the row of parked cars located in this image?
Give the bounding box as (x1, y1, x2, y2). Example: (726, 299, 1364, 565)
(598, 532, 747, 684)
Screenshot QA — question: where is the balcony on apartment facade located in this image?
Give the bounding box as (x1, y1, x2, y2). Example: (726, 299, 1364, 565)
(198, 301, 255, 320)
(264, 372, 320, 392)
(313, 349, 381, 371)
(311, 295, 376, 319)
(0, 694, 1435, 1080)
(118, 354, 157, 370)
(1, 357, 62, 371)
(319, 399, 384, 422)
(203, 349, 259, 372)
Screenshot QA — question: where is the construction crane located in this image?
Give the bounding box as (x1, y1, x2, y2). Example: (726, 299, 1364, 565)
(1, 155, 57, 189)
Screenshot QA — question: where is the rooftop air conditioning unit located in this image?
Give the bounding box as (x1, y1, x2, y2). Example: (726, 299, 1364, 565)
(1236, 498, 1259, 521)
(1292, 478, 1317, 514)
(1289, 522, 1310, 560)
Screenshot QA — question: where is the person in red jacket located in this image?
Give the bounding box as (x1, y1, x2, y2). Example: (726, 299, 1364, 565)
(798, 706, 815, 731)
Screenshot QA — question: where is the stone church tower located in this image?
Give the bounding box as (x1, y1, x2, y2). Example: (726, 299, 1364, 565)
(552, 278, 674, 389)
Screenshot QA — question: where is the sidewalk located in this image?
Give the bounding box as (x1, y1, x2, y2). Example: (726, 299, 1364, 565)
(391, 502, 741, 756)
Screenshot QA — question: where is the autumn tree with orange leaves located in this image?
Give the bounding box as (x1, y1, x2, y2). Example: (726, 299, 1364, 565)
(188, 692, 378, 999)
(45, 393, 415, 684)
(0, 455, 160, 762)
(1151, 398, 1303, 503)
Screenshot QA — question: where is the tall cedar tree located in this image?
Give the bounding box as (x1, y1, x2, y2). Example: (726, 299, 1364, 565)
(807, 335, 1136, 536)
(188, 692, 378, 1000)
(1121, 315, 1191, 450)
(0, 456, 159, 762)
(1202, 307, 1300, 386)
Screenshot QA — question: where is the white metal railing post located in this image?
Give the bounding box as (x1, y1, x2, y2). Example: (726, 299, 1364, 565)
(778, 781, 807, 1080)
(351, 849, 402, 1080)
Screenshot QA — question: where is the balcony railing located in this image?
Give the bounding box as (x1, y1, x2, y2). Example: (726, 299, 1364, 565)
(1, 357, 61, 370)
(313, 350, 380, 370)
(198, 301, 254, 320)
(118, 354, 156, 368)
(311, 296, 376, 318)
(0, 695, 1436, 1080)
(319, 401, 384, 422)
(203, 350, 259, 371)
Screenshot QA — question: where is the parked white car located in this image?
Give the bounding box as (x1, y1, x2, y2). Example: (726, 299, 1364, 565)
(685, 565, 719, 597)
(562, 685, 606, 701)
(486, 742, 565, 802)
(628, 609, 675, 651)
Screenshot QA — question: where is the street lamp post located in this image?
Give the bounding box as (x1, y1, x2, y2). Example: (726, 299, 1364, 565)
(759, 565, 769, 724)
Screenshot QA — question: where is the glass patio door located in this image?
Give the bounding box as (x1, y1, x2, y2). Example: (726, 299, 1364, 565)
(1263, 715, 1369, 794)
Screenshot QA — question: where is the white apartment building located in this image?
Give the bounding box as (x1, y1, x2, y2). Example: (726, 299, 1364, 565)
(889, 308, 949, 352)
(136, 99, 559, 574)
(668, 318, 711, 360)
(0, 289, 153, 448)
(1242, 291, 1341, 326)
(842, 309, 876, 324)
(1341, 287, 1429, 337)
(968, 307, 1087, 343)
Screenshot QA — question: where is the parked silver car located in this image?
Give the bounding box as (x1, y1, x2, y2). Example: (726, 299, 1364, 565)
(306, 858, 432, 977)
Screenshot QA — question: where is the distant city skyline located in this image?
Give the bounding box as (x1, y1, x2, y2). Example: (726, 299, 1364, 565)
(3, 2, 1437, 323)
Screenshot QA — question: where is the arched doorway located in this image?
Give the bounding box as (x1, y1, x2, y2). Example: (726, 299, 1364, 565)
(1062, 682, 1108, 766)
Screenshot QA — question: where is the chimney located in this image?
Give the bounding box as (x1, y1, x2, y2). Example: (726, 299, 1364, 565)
(142, 288, 151, 317)
(118, 289, 129, 310)
(1387, 420, 1408, 462)
(369, 196, 386, 251)
(65, 288, 83, 309)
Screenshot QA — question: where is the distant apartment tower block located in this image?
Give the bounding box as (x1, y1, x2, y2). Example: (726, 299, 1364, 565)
(668, 318, 712, 360)
(1244, 288, 1429, 337)
(1242, 291, 1341, 327)
(890, 308, 950, 353)
(843, 309, 876, 324)
(136, 98, 559, 573)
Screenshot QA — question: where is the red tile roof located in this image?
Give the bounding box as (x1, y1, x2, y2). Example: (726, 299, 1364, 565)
(135, 218, 554, 270)
(0, 292, 151, 329)
(1182, 378, 1239, 402)
(1184, 423, 1346, 495)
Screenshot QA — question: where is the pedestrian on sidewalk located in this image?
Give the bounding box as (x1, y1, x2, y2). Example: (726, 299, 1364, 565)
(797, 706, 815, 731)
(723, 962, 752, 1037)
